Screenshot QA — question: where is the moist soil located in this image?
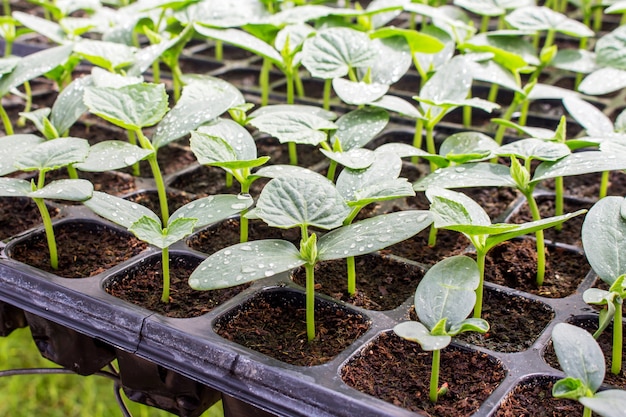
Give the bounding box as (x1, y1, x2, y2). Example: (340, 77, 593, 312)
(214, 290, 370, 366)
(255, 136, 326, 168)
(540, 170, 626, 200)
(341, 332, 506, 417)
(494, 376, 584, 417)
(507, 196, 593, 248)
(474, 239, 590, 298)
(104, 254, 249, 318)
(125, 190, 195, 221)
(456, 288, 554, 353)
(168, 164, 268, 198)
(383, 228, 469, 266)
(44, 168, 138, 196)
(291, 255, 425, 311)
(9, 221, 147, 278)
(186, 217, 301, 255)
(543, 317, 626, 389)
(0, 197, 59, 241)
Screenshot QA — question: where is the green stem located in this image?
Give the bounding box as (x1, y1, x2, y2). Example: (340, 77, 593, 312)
(66, 165, 79, 180)
(526, 192, 546, 286)
(612, 302, 623, 374)
(288, 142, 298, 166)
(583, 406, 592, 417)
(152, 59, 161, 84)
(286, 72, 294, 105)
(171, 63, 183, 102)
(411, 118, 424, 164)
(305, 262, 316, 341)
(430, 349, 441, 403)
(488, 84, 499, 103)
(554, 176, 564, 231)
(225, 172, 233, 188)
(126, 130, 141, 176)
(294, 70, 304, 98)
(480, 15, 490, 33)
(2, 0, 9, 17)
(0, 104, 14, 135)
(326, 160, 338, 182)
(473, 251, 486, 319)
(260, 58, 271, 107)
(494, 94, 522, 145)
(34, 197, 58, 270)
(599, 170, 609, 199)
(3, 39, 12, 57)
(215, 40, 223, 61)
(463, 105, 472, 128)
(323, 78, 332, 111)
(17, 81, 32, 128)
(136, 129, 169, 224)
(346, 256, 356, 296)
(518, 98, 530, 127)
(425, 124, 437, 172)
(428, 225, 438, 247)
(160, 247, 170, 303)
(593, 2, 602, 33)
(239, 182, 250, 243)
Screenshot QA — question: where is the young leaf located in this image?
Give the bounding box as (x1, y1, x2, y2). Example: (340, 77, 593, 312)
(192, 25, 282, 65)
(0, 177, 37, 197)
(332, 78, 389, 106)
(50, 75, 92, 136)
(505, 6, 593, 38)
(83, 83, 169, 130)
(151, 76, 245, 149)
(188, 239, 305, 290)
(552, 323, 605, 395)
(497, 138, 570, 162)
(0, 134, 45, 175)
(253, 176, 350, 230)
(248, 111, 337, 146)
(439, 131, 499, 164)
(169, 194, 253, 230)
(129, 216, 197, 249)
(73, 39, 136, 72)
(393, 321, 451, 351)
(582, 196, 626, 284)
(14, 137, 89, 172)
(28, 179, 93, 201)
(413, 163, 516, 191)
(83, 191, 159, 229)
(192, 119, 258, 163)
(580, 390, 626, 417)
(532, 151, 626, 184)
(333, 107, 389, 151)
(75, 141, 153, 172)
(317, 210, 432, 261)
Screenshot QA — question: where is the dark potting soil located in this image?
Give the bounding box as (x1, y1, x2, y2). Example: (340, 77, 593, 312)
(341, 332, 505, 417)
(44, 168, 138, 196)
(186, 218, 301, 255)
(475, 239, 590, 298)
(255, 136, 326, 168)
(291, 255, 425, 311)
(383, 228, 469, 266)
(214, 290, 370, 366)
(456, 289, 554, 353)
(168, 164, 267, 198)
(126, 190, 194, 221)
(507, 196, 592, 248)
(540, 170, 626, 201)
(0, 197, 59, 241)
(494, 376, 584, 417)
(543, 317, 626, 389)
(104, 255, 249, 318)
(9, 221, 147, 278)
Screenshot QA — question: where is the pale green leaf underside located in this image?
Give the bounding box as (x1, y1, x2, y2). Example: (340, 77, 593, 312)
(170, 194, 253, 230)
(0, 178, 33, 197)
(393, 321, 451, 351)
(14, 137, 89, 171)
(249, 111, 337, 146)
(76, 141, 153, 172)
(414, 163, 515, 191)
(28, 179, 93, 201)
(580, 390, 626, 417)
(83, 191, 159, 229)
(0, 134, 45, 176)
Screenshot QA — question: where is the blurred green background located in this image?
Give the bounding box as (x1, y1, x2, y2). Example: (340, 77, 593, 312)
(0, 327, 223, 417)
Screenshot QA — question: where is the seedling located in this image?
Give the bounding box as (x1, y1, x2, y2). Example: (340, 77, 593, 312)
(0, 135, 93, 269)
(82, 75, 245, 223)
(394, 255, 489, 403)
(581, 196, 626, 375)
(189, 174, 433, 341)
(552, 323, 626, 417)
(426, 187, 585, 317)
(190, 119, 271, 242)
(84, 191, 253, 303)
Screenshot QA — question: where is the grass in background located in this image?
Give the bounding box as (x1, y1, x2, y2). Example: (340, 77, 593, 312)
(0, 327, 224, 417)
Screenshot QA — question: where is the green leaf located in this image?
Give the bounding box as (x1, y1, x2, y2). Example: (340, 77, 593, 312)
(448, 318, 490, 336)
(552, 377, 589, 400)
(320, 148, 375, 170)
(369, 95, 423, 119)
(194, 118, 257, 161)
(336, 151, 403, 202)
(19, 108, 54, 138)
(301, 27, 377, 79)
(151, 76, 245, 149)
(83, 191, 159, 229)
(332, 78, 389, 106)
(75, 141, 152, 172)
(249, 111, 337, 146)
(596, 25, 626, 71)
(188, 239, 305, 290)
(376, 143, 447, 166)
(454, 0, 532, 16)
(254, 164, 331, 182)
(371, 26, 444, 54)
(170, 194, 253, 230)
(427, 187, 491, 228)
(14, 137, 89, 172)
(582, 196, 626, 284)
(84, 83, 169, 130)
(254, 176, 349, 230)
(466, 57, 524, 93)
(580, 390, 626, 417)
(528, 83, 579, 100)
(393, 321, 451, 351)
(28, 179, 93, 201)
(418, 56, 472, 120)
(505, 6, 593, 38)
(0, 57, 19, 76)
(274, 23, 314, 56)
(0, 44, 73, 96)
(552, 49, 597, 74)
(413, 163, 515, 191)
(0, 134, 45, 175)
(579, 67, 626, 95)
(74, 39, 136, 72)
(129, 216, 196, 249)
(249, 104, 336, 121)
(497, 138, 570, 162)
(12, 11, 66, 44)
(462, 34, 532, 72)
(414, 255, 480, 330)
(363, 36, 412, 85)
(552, 323, 605, 393)
(0, 178, 32, 197)
(91, 67, 142, 88)
(193, 25, 282, 65)
(563, 96, 613, 136)
(533, 151, 626, 184)
(50, 75, 92, 136)
(317, 210, 432, 261)
(439, 131, 499, 163)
